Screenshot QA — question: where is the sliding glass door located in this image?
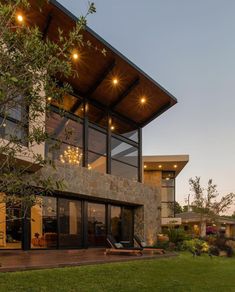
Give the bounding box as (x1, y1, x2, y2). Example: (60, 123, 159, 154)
(58, 198, 82, 248)
(87, 203, 106, 247)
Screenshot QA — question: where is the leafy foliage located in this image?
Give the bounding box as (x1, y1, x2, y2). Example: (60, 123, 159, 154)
(0, 0, 101, 221)
(189, 177, 235, 221)
(183, 238, 209, 254)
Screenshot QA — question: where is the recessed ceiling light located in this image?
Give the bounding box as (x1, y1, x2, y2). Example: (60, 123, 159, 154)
(72, 52, 79, 60)
(144, 164, 147, 169)
(110, 125, 115, 131)
(158, 165, 162, 168)
(140, 97, 146, 104)
(173, 164, 178, 168)
(112, 78, 118, 85)
(17, 14, 23, 23)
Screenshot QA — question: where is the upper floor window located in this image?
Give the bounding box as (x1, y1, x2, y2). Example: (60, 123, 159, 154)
(0, 96, 28, 146)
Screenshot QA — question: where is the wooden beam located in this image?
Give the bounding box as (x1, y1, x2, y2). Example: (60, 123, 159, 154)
(110, 77, 139, 110)
(42, 13, 53, 39)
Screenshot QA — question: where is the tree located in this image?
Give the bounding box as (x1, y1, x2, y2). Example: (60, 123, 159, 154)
(188, 177, 235, 236)
(0, 0, 102, 223)
(169, 201, 183, 215)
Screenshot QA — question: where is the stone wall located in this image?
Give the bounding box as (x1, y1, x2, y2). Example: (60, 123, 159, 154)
(38, 163, 161, 244)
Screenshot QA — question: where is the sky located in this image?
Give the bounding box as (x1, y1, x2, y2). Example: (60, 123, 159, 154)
(58, 0, 235, 214)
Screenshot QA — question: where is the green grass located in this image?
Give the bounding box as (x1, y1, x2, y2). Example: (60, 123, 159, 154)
(0, 253, 235, 292)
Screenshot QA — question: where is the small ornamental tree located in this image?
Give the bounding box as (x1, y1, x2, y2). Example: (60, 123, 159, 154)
(169, 201, 183, 215)
(0, 0, 104, 223)
(188, 177, 235, 236)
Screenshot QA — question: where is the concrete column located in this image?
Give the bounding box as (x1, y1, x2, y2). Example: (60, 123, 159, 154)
(200, 222, 206, 237)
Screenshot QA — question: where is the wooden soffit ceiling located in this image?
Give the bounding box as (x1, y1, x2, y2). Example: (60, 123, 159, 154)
(27, 0, 177, 129)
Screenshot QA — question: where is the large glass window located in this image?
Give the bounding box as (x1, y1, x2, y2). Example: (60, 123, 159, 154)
(87, 103, 107, 129)
(88, 127, 107, 173)
(110, 206, 122, 242)
(46, 111, 83, 165)
(46, 100, 141, 181)
(0, 96, 28, 146)
(110, 115, 138, 142)
(122, 207, 134, 243)
(111, 137, 138, 181)
(87, 203, 106, 246)
(0, 195, 22, 249)
(58, 198, 82, 248)
(161, 172, 175, 218)
(161, 202, 174, 218)
(31, 196, 57, 249)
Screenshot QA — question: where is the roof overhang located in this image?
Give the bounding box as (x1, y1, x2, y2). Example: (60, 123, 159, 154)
(176, 212, 235, 225)
(26, 0, 177, 130)
(143, 155, 189, 177)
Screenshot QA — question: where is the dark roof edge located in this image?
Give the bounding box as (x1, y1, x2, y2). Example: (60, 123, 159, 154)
(50, 0, 178, 105)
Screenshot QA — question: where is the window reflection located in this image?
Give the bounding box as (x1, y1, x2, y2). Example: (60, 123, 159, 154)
(0, 96, 28, 146)
(110, 115, 138, 142)
(87, 203, 106, 246)
(88, 127, 106, 155)
(111, 138, 138, 167)
(161, 202, 174, 218)
(88, 126, 107, 173)
(122, 208, 134, 243)
(88, 152, 106, 174)
(58, 199, 82, 248)
(46, 111, 83, 164)
(87, 103, 107, 129)
(31, 196, 57, 249)
(161, 172, 175, 218)
(0, 195, 22, 249)
(111, 160, 138, 181)
(111, 206, 122, 242)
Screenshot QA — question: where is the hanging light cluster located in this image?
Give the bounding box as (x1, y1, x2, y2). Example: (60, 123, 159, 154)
(60, 146, 82, 165)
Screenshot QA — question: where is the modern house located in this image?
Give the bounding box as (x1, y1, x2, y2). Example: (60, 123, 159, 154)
(143, 155, 189, 227)
(0, 1, 182, 250)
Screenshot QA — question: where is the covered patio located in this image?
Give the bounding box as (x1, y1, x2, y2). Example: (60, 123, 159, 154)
(0, 249, 176, 272)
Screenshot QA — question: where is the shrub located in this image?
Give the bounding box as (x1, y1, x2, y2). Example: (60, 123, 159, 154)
(183, 239, 209, 254)
(165, 227, 186, 245)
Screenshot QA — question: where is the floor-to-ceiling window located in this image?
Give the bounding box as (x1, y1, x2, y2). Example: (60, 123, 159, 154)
(110, 206, 122, 242)
(46, 94, 141, 182)
(58, 198, 82, 248)
(161, 172, 175, 218)
(0, 196, 22, 249)
(111, 137, 138, 181)
(88, 125, 107, 173)
(87, 203, 106, 247)
(122, 207, 134, 244)
(31, 196, 57, 249)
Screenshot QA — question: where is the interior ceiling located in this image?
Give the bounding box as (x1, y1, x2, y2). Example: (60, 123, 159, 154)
(28, 0, 177, 130)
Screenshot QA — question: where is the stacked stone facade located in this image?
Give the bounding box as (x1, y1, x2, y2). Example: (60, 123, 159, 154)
(38, 163, 161, 244)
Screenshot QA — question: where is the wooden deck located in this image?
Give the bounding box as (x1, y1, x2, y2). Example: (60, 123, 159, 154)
(0, 248, 177, 272)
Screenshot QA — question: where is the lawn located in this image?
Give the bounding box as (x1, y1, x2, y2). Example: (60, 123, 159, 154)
(0, 253, 234, 292)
